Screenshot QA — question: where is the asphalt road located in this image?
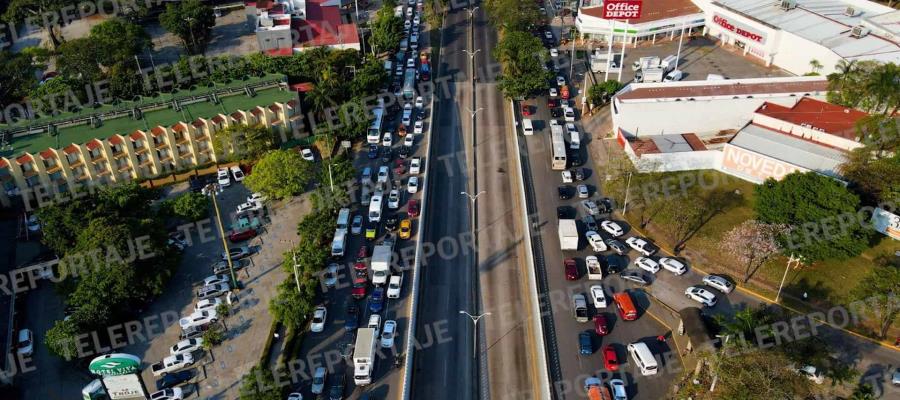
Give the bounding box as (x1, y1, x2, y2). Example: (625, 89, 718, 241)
(410, 5, 478, 400)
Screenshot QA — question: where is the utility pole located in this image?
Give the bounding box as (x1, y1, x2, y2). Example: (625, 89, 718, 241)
(674, 19, 686, 71)
(207, 183, 238, 287)
(459, 310, 491, 357)
(775, 254, 801, 303)
(621, 172, 633, 214)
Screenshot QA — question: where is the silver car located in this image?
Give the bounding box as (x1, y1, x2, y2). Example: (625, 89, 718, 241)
(311, 366, 327, 394)
(702, 274, 734, 293)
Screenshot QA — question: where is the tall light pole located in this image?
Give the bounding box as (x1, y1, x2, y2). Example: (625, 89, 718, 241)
(775, 254, 801, 303)
(460, 190, 485, 232)
(621, 172, 633, 214)
(464, 107, 483, 120)
(459, 310, 491, 357)
(206, 183, 238, 287)
(467, 6, 479, 19)
(462, 49, 481, 81)
(281, 239, 302, 292)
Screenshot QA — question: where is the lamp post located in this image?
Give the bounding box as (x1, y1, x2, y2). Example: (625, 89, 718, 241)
(280, 239, 301, 292)
(467, 6, 479, 19)
(621, 172, 633, 214)
(459, 310, 491, 357)
(462, 49, 481, 81)
(206, 183, 238, 287)
(460, 190, 485, 233)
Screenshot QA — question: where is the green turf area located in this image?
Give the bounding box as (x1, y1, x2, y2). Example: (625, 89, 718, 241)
(3, 83, 296, 158)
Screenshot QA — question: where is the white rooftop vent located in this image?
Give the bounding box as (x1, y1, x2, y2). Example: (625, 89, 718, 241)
(844, 6, 856, 17)
(850, 25, 870, 38)
(780, 0, 797, 11)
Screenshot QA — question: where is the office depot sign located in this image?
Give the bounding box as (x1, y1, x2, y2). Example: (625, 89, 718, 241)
(712, 13, 767, 44)
(601, 0, 643, 19)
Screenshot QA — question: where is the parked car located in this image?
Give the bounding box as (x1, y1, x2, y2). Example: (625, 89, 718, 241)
(351, 215, 363, 235)
(558, 185, 573, 200)
(369, 287, 385, 313)
(564, 258, 578, 280)
(660, 257, 687, 275)
(149, 388, 183, 400)
(620, 270, 649, 285)
(197, 283, 230, 299)
(625, 236, 656, 256)
(582, 215, 599, 231)
(684, 286, 718, 307)
(155, 370, 195, 391)
(407, 199, 420, 217)
(381, 320, 397, 348)
(609, 378, 627, 400)
(216, 168, 230, 187)
(605, 239, 627, 255)
(601, 220, 624, 237)
(311, 306, 328, 332)
(577, 184, 589, 198)
(581, 200, 600, 216)
(221, 247, 250, 261)
(212, 259, 248, 275)
(228, 228, 257, 242)
(410, 157, 421, 174)
(594, 314, 609, 336)
(311, 366, 327, 394)
(603, 345, 620, 371)
(702, 274, 734, 293)
(634, 257, 660, 274)
(195, 297, 224, 313)
(16, 329, 33, 356)
(578, 331, 593, 355)
(179, 310, 218, 330)
(590, 285, 607, 308)
(586, 231, 607, 252)
(170, 338, 204, 356)
(201, 274, 230, 287)
(301, 148, 315, 161)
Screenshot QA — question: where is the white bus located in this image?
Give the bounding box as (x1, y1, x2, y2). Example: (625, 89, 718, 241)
(367, 107, 384, 144)
(550, 126, 567, 170)
(369, 191, 384, 222)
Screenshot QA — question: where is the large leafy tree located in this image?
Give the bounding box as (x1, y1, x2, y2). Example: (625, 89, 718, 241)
(850, 257, 900, 339)
(244, 149, 316, 199)
(88, 18, 152, 67)
(720, 220, 788, 283)
(0, 50, 39, 110)
(172, 192, 210, 221)
(485, 0, 542, 31)
(239, 364, 283, 400)
(715, 348, 815, 398)
(214, 124, 276, 159)
(159, 0, 216, 55)
(3, 0, 78, 48)
(56, 38, 103, 82)
(370, 3, 404, 54)
(494, 31, 553, 99)
(754, 172, 871, 262)
(827, 61, 900, 114)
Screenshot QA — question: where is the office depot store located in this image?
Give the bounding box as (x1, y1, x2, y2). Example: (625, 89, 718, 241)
(695, 0, 900, 75)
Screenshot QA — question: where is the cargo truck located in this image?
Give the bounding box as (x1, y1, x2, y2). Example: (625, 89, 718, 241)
(660, 55, 677, 72)
(584, 377, 612, 400)
(353, 328, 377, 385)
(639, 67, 666, 83)
(558, 219, 578, 250)
(631, 56, 660, 71)
(371, 244, 392, 285)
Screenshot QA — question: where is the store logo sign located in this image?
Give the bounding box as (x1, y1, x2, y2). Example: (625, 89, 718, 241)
(713, 13, 766, 44)
(601, 0, 643, 19)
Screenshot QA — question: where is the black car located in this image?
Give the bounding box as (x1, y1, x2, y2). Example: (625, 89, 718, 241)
(573, 168, 586, 181)
(328, 373, 346, 400)
(155, 370, 195, 390)
(367, 144, 379, 159)
(570, 153, 582, 166)
(188, 175, 204, 193)
(599, 197, 614, 214)
(605, 239, 627, 255)
(381, 148, 393, 163)
(606, 255, 628, 274)
(620, 270, 649, 285)
(399, 145, 411, 159)
(345, 302, 359, 330)
(385, 215, 399, 231)
(551, 108, 563, 118)
(582, 215, 599, 231)
(557, 206, 575, 219)
(558, 185, 573, 200)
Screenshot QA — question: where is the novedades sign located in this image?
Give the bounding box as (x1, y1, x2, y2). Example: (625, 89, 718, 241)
(720, 145, 804, 183)
(601, 0, 643, 19)
(712, 13, 767, 44)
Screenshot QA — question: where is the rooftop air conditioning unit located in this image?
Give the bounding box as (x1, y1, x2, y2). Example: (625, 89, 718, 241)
(850, 25, 870, 38)
(844, 6, 856, 17)
(780, 0, 797, 10)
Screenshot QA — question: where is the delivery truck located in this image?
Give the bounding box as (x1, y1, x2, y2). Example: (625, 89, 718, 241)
(353, 328, 377, 385)
(371, 244, 392, 285)
(558, 219, 578, 250)
(638, 67, 666, 83)
(631, 56, 660, 71)
(660, 55, 678, 72)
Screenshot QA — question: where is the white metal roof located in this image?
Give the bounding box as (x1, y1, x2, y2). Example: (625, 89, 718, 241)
(714, 0, 900, 59)
(730, 124, 846, 175)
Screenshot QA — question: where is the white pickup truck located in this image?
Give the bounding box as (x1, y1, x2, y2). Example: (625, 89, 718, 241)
(151, 354, 194, 376)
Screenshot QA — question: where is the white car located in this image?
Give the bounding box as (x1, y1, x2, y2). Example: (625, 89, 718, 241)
(230, 165, 245, 181)
(407, 176, 419, 193)
(16, 329, 33, 357)
(301, 148, 315, 161)
(377, 166, 390, 183)
(404, 134, 414, 147)
(406, 58, 415, 68)
(414, 120, 424, 135)
(310, 306, 327, 332)
(179, 310, 218, 329)
(351, 215, 363, 235)
(556, 76, 565, 86)
(402, 111, 412, 126)
(550, 48, 558, 57)
(388, 189, 401, 209)
(236, 201, 262, 213)
(577, 184, 589, 198)
(410, 157, 421, 174)
(387, 273, 403, 298)
(247, 192, 266, 203)
(323, 263, 338, 287)
(702, 274, 734, 293)
(216, 168, 230, 187)
(590, 285, 607, 308)
(415, 96, 424, 108)
(561, 170, 573, 183)
(381, 320, 397, 348)
(311, 367, 327, 394)
(150, 388, 184, 400)
(195, 297, 224, 313)
(660, 257, 687, 275)
(601, 220, 624, 237)
(586, 231, 607, 252)
(685, 286, 718, 307)
(368, 314, 381, 336)
(549, 87, 558, 97)
(413, 15, 421, 25)
(382, 131, 393, 147)
(635, 257, 660, 274)
(625, 236, 656, 256)
(395, 65, 403, 76)
(609, 379, 627, 400)
(170, 338, 204, 356)
(202, 274, 230, 287)
(287, 394, 302, 400)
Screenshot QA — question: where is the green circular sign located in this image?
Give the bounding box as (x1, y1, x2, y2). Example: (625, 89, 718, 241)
(88, 354, 141, 376)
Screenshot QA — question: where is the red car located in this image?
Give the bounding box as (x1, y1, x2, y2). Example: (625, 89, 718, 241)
(228, 228, 257, 242)
(521, 104, 531, 116)
(354, 262, 368, 275)
(352, 276, 367, 299)
(564, 258, 578, 280)
(594, 315, 609, 336)
(356, 246, 369, 261)
(407, 199, 420, 218)
(547, 99, 558, 108)
(603, 345, 619, 371)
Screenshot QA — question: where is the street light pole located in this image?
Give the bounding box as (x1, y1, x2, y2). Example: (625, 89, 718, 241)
(621, 172, 633, 214)
(459, 310, 491, 357)
(207, 183, 238, 287)
(775, 254, 801, 303)
(460, 190, 485, 233)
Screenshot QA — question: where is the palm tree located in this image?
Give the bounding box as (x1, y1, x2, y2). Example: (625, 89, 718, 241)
(849, 383, 876, 400)
(864, 63, 900, 114)
(827, 59, 858, 98)
(809, 59, 822, 74)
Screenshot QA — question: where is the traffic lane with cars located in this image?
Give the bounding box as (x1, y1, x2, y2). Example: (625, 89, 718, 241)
(520, 100, 677, 399)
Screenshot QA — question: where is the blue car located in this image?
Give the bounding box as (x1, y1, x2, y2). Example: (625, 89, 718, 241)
(367, 144, 379, 159)
(345, 302, 359, 330)
(368, 287, 385, 313)
(578, 331, 593, 355)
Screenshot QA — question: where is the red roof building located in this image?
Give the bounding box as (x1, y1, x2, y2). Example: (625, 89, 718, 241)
(251, 0, 360, 54)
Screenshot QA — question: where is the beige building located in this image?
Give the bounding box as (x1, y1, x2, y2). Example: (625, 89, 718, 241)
(0, 82, 301, 206)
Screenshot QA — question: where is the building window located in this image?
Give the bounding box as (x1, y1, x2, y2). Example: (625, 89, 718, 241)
(112, 144, 124, 154)
(95, 162, 108, 173)
(134, 139, 145, 149)
(66, 153, 79, 164)
(90, 148, 102, 159)
(44, 158, 57, 169)
(22, 162, 33, 172)
(26, 175, 39, 187)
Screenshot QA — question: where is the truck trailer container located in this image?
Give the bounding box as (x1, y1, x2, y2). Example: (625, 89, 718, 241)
(558, 219, 578, 250)
(353, 328, 377, 385)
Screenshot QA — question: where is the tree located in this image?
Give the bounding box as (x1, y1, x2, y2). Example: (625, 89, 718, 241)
(29, 76, 79, 116)
(269, 279, 314, 329)
(159, 0, 216, 55)
(202, 325, 225, 349)
(56, 38, 102, 82)
(172, 192, 210, 221)
(239, 364, 283, 400)
(840, 148, 900, 206)
(350, 59, 389, 98)
(494, 31, 553, 99)
(44, 319, 79, 360)
(370, 3, 404, 54)
(850, 258, 900, 339)
(864, 62, 900, 115)
(714, 305, 778, 347)
(713, 348, 815, 399)
(809, 59, 822, 74)
(0, 50, 39, 110)
(721, 220, 788, 283)
(3, 0, 78, 48)
(297, 210, 338, 246)
(88, 18, 152, 67)
(244, 149, 315, 200)
(850, 383, 877, 400)
(587, 80, 624, 108)
(855, 114, 900, 158)
(485, 0, 541, 31)
(214, 124, 276, 159)
(755, 172, 871, 262)
(658, 187, 743, 252)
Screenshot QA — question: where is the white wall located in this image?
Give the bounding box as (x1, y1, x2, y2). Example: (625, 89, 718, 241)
(771, 31, 844, 76)
(635, 150, 722, 172)
(751, 113, 863, 150)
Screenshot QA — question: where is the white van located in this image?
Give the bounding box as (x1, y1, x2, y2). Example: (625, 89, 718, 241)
(660, 55, 677, 72)
(337, 208, 351, 230)
(564, 107, 575, 122)
(331, 229, 347, 257)
(627, 342, 658, 376)
(664, 69, 684, 82)
(522, 118, 534, 135)
(569, 130, 580, 149)
(369, 191, 384, 222)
